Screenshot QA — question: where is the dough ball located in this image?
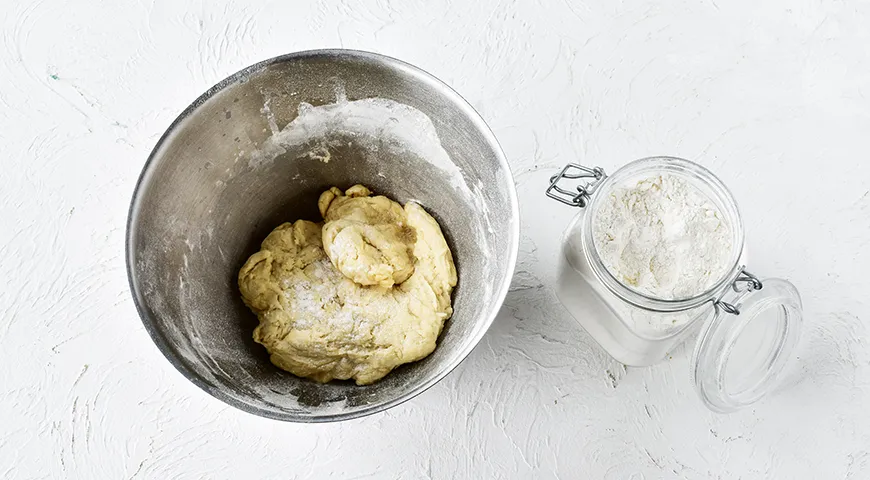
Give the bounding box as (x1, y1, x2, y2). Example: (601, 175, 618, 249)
(319, 185, 416, 288)
(237, 187, 457, 385)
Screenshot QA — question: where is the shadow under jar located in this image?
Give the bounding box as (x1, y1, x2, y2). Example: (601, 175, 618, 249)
(548, 156, 803, 413)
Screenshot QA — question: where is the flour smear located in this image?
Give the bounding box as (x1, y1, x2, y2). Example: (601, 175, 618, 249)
(250, 92, 468, 194)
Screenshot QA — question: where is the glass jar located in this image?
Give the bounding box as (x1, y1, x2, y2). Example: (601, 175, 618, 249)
(548, 156, 803, 412)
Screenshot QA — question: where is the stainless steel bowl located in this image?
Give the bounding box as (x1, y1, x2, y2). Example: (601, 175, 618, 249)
(126, 49, 519, 422)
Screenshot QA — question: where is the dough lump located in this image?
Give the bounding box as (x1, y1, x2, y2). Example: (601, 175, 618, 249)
(319, 184, 416, 288)
(238, 185, 457, 385)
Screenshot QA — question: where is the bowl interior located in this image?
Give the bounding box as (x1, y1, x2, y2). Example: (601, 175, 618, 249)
(127, 51, 518, 421)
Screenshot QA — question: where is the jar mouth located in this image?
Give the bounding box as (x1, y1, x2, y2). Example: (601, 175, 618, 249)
(581, 156, 746, 313)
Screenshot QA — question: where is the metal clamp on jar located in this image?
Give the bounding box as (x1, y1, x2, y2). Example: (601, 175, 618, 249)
(547, 156, 803, 412)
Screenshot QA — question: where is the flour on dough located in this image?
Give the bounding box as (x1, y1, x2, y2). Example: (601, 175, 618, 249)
(238, 185, 457, 385)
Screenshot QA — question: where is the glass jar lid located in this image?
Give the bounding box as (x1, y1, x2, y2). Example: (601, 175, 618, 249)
(690, 276, 803, 412)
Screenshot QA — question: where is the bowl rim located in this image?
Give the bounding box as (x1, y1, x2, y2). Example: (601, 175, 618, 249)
(125, 48, 520, 423)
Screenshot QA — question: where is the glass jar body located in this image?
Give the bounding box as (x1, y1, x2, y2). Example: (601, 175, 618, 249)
(550, 156, 803, 411)
(554, 157, 746, 366)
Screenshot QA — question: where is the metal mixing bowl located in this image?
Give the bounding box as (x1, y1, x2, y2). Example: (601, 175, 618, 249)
(126, 50, 519, 422)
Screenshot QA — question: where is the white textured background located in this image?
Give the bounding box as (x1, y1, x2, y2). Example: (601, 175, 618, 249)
(2, 0, 869, 478)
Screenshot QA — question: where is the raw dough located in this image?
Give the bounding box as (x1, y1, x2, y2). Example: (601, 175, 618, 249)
(238, 185, 457, 385)
(319, 184, 416, 288)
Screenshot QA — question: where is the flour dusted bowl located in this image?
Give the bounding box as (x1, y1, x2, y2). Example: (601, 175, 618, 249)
(126, 50, 519, 422)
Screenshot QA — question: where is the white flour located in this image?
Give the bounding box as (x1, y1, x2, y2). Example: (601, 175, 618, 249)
(283, 258, 353, 331)
(592, 173, 733, 301)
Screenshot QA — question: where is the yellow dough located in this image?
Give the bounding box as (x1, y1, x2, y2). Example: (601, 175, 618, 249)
(319, 184, 416, 288)
(238, 185, 457, 385)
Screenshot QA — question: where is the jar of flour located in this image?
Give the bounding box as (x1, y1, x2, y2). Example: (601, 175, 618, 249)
(547, 156, 803, 412)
